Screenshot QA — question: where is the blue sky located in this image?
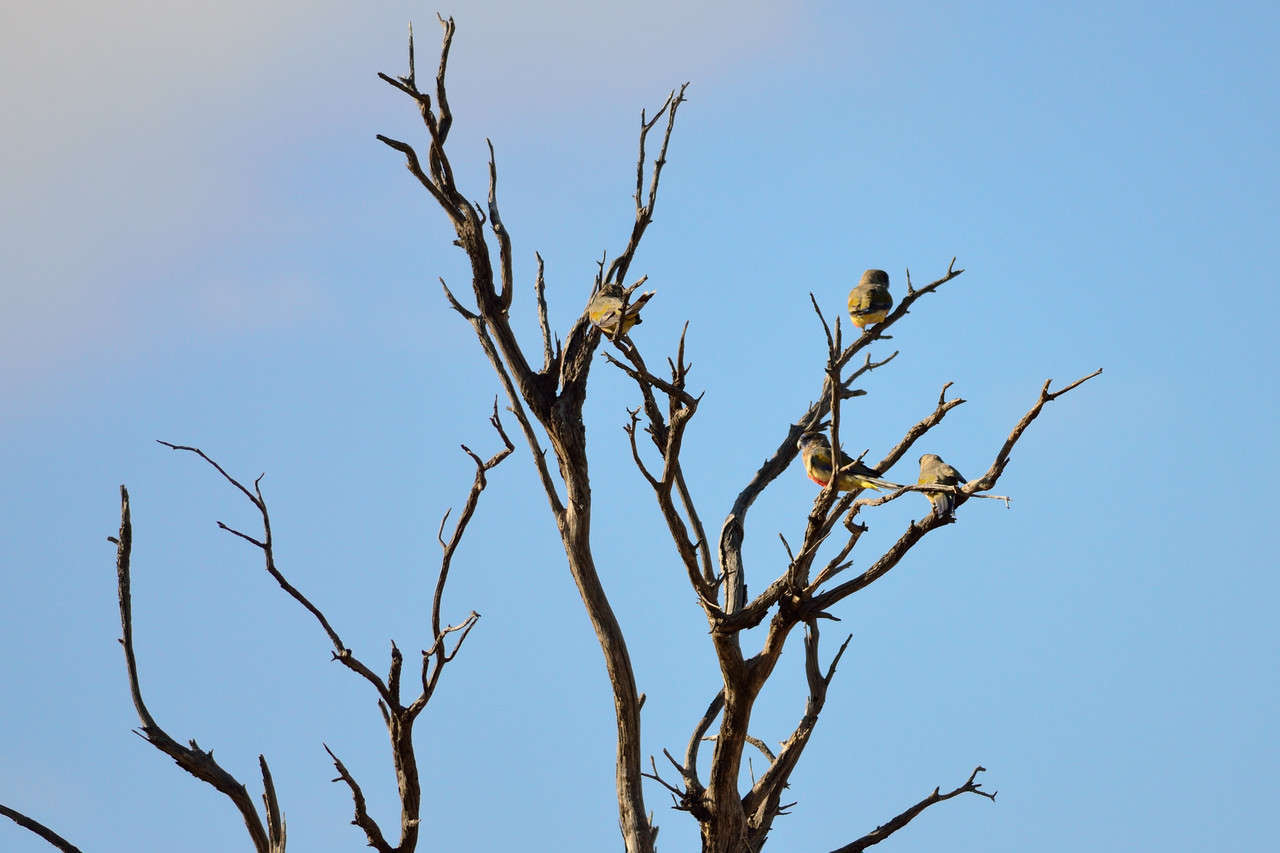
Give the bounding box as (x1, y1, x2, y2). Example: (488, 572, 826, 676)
(2, 1, 1277, 851)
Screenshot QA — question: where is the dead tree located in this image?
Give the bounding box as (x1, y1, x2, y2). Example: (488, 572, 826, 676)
(2, 16, 1099, 853)
(374, 16, 1098, 853)
(0, 404, 512, 853)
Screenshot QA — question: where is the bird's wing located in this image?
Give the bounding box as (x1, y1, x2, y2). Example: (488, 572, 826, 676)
(869, 287, 893, 313)
(588, 295, 624, 329)
(807, 451, 834, 476)
(848, 284, 893, 317)
(843, 459, 881, 478)
(847, 284, 874, 315)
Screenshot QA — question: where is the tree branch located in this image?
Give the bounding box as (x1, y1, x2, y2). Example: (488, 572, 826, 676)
(605, 83, 690, 287)
(324, 744, 393, 853)
(870, 382, 966, 474)
(683, 688, 724, 798)
(486, 139, 514, 311)
(380, 22, 668, 850)
(440, 287, 565, 516)
(970, 368, 1103, 492)
(157, 441, 393, 705)
(719, 336, 923, 632)
(828, 766, 996, 853)
(161, 400, 511, 852)
(0, 804, 83, 853)
(374, 133, 459, 221)
(534, 252, 556, 373)
(715, 265, 952, 617)
(607, 332, 715, 604)
(431, 399, 513, 641)
(744, 624, 852, 842)
(717, 263, 964, 587)
(699, 304, 1075, 852)
(811, 369, 1101, 610)
(110, 486, 284, 853)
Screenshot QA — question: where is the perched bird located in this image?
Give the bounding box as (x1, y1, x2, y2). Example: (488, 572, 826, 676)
(796, 431, 899, 491)
(586, 283, 655, 336)
(917, 453, 967, 519)
(847, 269, 893, 329)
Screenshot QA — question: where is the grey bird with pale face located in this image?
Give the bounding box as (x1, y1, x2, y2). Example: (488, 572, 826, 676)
(917, 453, 966, 519)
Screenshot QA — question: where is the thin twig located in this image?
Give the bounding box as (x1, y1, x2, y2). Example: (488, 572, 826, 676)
(158, 441, 392, 704)
(534, 252, 554, 372)
(605, 83, 690, 286)
(433, 400, 513, 639)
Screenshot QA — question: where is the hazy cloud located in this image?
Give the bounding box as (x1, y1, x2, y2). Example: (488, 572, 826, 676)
(0, 0, 812, 400)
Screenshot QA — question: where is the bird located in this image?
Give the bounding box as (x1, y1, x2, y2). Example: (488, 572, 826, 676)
(796, 431, 899, 491)
(917, 453, 967, 519)
(586, 283, 655, 337)
(847, 269, 893, 330)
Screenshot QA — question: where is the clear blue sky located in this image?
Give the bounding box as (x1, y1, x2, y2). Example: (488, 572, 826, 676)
(3, 1, 1277, 851)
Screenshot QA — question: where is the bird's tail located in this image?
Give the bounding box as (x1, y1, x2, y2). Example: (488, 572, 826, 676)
(933, 492, 956, 518)
(624, 290, 655, 324)
(857, 474, 901, 492)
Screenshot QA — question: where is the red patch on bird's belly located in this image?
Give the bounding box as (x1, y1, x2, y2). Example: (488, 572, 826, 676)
(807, 473, 830, 487)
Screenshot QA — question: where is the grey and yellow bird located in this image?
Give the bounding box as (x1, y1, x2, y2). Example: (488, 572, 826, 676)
(917, 453, 966, 519)
(796, 431, 899, 491)
(847, 269, 893, 330)
(586, 283, 655, 337)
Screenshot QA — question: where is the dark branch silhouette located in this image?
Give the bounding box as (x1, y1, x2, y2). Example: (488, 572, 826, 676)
(111, 485, 287, 853)
(371, 18, 1100, 853)
(829, 766, 997, 853)
(0, 805, 84, 853)
(154, 401, 511, 851)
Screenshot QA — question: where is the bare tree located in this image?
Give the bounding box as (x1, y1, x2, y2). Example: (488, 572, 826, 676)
(0, 402, 512, 853)
(2, 16, 1099, 853)
(372, 16, 1099, 853)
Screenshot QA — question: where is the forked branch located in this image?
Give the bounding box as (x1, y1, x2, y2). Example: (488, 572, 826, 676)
(606, 83, 690, 287)
(744, 623, 853, 844)
(156, 440, 392, 703)
(378, 20, 694, 852)
(156, 402, 511, 852)
(717, 262, 963, 619)
(811, 369, 1101, 611)
(608, 328, 715, 604)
